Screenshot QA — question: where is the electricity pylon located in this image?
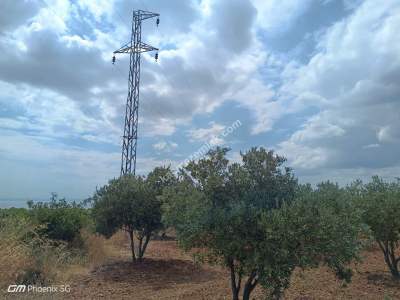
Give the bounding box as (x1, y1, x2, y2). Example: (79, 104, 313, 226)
(113, 10, 159, 176)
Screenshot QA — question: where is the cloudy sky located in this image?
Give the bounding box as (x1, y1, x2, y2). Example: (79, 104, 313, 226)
(0, 0, 399, 202)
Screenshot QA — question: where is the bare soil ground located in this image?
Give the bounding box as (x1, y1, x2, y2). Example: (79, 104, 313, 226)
(4, 234, 398, 299)
(63, 235, 399, 300)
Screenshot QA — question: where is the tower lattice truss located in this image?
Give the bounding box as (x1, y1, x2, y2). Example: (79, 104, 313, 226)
(113, 10, 159, 175)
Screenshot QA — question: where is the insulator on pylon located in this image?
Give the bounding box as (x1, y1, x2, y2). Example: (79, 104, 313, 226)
(156, 18, 160, 27)
(155, 52, 159, 61)
(112, 55, 116, 64)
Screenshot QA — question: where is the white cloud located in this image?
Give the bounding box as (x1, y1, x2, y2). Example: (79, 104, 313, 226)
(1, 0, 399, 199)
(137, 0, 280, 135)
(31, 0, 71, 34)
(187, 122, 226, 146)
(362, 144, 380, 149)
(77, 0, 115, 22)
(290, 113, 346, 143)
(251, 0, 312, 34)
(0, 0, 286, 139)
(342, 0, 364, 10)
(0, 128, 120, 198)
(377, 126, 399, 143)
(0, 81, 120, 145)
(279, 141, 329, 169)
(276, 0, 400, 176)
(0, 117, 31, 130)
(153, 140, 178, 152)
(0, 128, 178, 198)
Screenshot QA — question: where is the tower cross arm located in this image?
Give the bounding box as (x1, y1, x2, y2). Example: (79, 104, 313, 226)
(137, 10, 159, 20)
(113, 41, 159, 54)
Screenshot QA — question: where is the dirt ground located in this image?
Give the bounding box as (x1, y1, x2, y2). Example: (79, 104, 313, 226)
(62, 235, 400, 300)
(4, 234, 398, 299)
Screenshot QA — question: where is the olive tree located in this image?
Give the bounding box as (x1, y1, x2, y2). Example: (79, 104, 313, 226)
(146, 166, 177, 196)
(146, 166, 177, 238)
(358, 176, 400, 278)
(91, 174, 162, 262)
(163, 147, 363, 299)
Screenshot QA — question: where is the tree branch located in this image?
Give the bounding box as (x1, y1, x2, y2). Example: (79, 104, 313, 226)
(377, 240, 388, 256)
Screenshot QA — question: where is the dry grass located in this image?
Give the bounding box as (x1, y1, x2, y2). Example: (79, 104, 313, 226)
(58, 230, 112, 283)
(108, 230, 129, 248)
(0, 218, 32, 287)
(0, 219, 73, 288)
(81, 230, 108, 268)
(0, 219, 112, 291)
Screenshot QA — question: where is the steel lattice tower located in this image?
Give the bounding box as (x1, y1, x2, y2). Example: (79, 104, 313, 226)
(113, 10, 159, 175)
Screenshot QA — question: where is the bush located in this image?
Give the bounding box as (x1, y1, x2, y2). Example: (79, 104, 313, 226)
(0, 200, 109, 290)
(0, 207, 30, 221)
(28, 193, 92, 246)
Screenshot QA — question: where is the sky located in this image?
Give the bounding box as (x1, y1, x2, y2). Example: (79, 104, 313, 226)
(0, 0, 399, 202)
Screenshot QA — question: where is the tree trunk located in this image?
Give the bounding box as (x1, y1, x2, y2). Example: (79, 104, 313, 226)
(229, 260, 241, 300)
(140, 234, 151, 259)
(128, 230, 136, 262)
(389, 241, 400, 278)
(242, 285, 251, 300)
(137, 236, 143, 262)
(242, 270, 258, 300)
(395, 258, 400, 279)
(136, 233, 151, 262)
(378, 240, 400, 279)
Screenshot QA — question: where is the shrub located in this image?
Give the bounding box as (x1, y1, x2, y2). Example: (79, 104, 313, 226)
(28, 193, 92, 246)
(0, 207, 30, 221)
(0, 205, 107, 288)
